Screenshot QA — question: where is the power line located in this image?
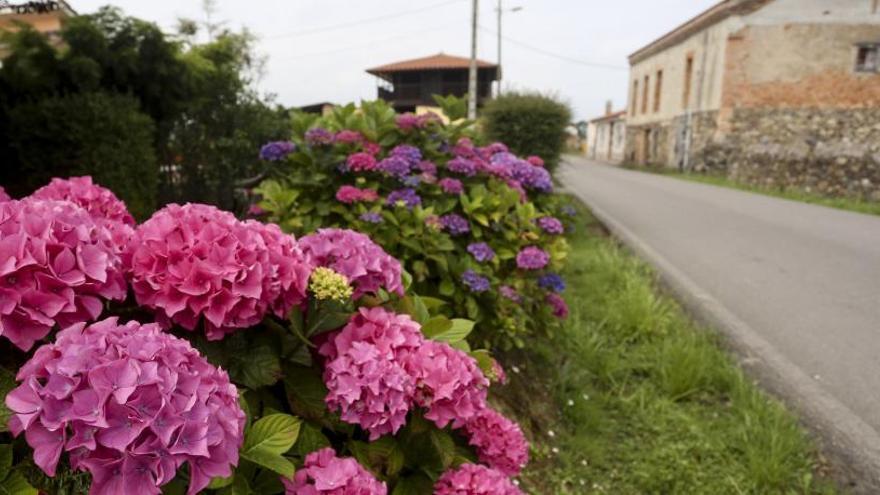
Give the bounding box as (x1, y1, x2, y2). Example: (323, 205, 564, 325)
(263, 0, 466, 41)
(478, 25, 628, 71)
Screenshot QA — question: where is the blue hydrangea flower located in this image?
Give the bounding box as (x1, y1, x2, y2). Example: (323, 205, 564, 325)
(259, 141, 296, 161)
(467, 242, 495, 262)
(440, 214, 470, 236)
(538, 273, 566, 293)
(462, 270, 490, 293)
(359, 212, 383, 224)
(386, 188, 421, 209)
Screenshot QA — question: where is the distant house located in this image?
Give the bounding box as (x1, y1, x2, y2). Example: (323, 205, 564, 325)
(0, 0, 76, 58)
(625, 0, 880, 198)
(366, 53, 498, 113)
(297, 102, 336, 116)
(586, 101, 626, 163)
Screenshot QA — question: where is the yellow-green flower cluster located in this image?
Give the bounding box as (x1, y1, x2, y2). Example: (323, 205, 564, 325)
(309, 267, 353, 302)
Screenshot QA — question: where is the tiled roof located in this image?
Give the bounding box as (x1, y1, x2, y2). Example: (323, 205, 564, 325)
(589, 110, 627, 123)
(366, 53, 497, 75)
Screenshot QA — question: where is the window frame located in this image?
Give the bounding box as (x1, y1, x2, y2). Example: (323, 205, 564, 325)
(855, 43, 879, 73)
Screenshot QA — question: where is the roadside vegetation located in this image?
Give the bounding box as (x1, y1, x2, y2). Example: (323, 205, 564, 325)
(627, 166, 880, 217)
(497, 200, 839, 494)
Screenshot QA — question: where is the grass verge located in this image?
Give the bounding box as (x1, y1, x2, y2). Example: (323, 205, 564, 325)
(635, 167, 880, 217)
(496, 200, 838, 494)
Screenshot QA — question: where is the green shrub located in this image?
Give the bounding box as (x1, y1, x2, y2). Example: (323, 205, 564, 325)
(256, 100, 573, 349)
(6, 92, 157, 218)
(481, 92, 572, 173)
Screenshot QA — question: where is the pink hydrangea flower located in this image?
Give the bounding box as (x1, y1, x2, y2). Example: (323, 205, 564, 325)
(462, 408, 529, 476)
(336, 186, 379, 204)
(433, 464, 523, 495)
(347, 152, 378, 172)
(0, 199, 127, 351)
(319, 307, 423, 440)
(0, 186, 11, 202)
(526, 155, 544, 167)
(299, 229, 403, 299)
(125, 203, 311, 339)
(6, 317, 246, 495)
(282, 447, 386, 494)
(546, 293, 569, 319)
(31, 177, 136, 253)
(362, 142, 382, 156)
(31, 176, 135, 227)
(409, 340, 488, 429)
(515, 246, 550, 270)
(335, 130, 363, 144)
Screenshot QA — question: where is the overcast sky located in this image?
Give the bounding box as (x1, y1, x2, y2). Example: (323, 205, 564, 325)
(71, 0, 718, 120)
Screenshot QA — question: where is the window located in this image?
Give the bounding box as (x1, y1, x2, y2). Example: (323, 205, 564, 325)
(641, 75, 650, 114)
(654, 70, 663, 113)
(631, 79, 639, 116)
(683, 55, 694, 109)
(855, 44, 879, 73)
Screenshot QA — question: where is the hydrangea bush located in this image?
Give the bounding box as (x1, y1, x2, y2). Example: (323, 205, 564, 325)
(0, 175, 532, 494)
(255, 100, 572, 348)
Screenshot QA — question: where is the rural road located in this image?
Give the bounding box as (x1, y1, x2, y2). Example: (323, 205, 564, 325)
(560, 156, 880, 489)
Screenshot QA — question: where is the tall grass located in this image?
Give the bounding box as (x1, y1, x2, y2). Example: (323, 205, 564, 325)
(496, 201, 838, 494)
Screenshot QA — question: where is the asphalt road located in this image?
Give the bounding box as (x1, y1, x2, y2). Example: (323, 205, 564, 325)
(560, 156, 880, 488)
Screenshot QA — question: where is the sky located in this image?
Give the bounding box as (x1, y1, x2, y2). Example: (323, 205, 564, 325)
(71, 0, 720, 121)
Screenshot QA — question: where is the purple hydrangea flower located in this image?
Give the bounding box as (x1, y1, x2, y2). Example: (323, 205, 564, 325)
(462, 270, 490, 293)
(562, 205, 577, 217)
(386, 188, 421, 209)
(537, 216, 564, 234)
(359, 212, 384, 224)
(516, 246, 550, 270)
(546, 293, 569, 319)
(334, 130, 363, 144)
(467, 242, 495, 262)
(259, 141, 296, 161)
(538, 273, 566, 293)
(500, 285, 521, 303)
(378, 156, 413, 178)
(390, 144, 422, 165)
(305, 127, 335, 146)
(439, 178, 464, 195)
(447, 157, 477, 177)
(440, 214, 470, 236)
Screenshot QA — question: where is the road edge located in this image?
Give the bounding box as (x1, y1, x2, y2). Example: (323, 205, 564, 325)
(563, 170, 880, 493)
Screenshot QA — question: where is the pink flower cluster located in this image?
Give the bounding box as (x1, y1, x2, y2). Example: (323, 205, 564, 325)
(463, 408, 529, 476)
(299, 229, 403, 299)
(125, 203, 311, 340)
(0, 186, 11, 202)
(411, 340, 489, 428)
(319, 307, 490, 439)
(6, 318, 245, 495)
(433, 464, 523, 495)
(319, 307, 423, 440)
(334, 130, 363, 144)
(346, 152, 378, 172)
(336, 186, 379, 204)
(32, 176, 135, 228)
(282, 447, 387, 494)
(0, 199, 127, 351)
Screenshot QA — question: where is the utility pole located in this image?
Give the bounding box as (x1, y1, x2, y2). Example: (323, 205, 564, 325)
(468, 0, 479, 120)
(496, 0, 502, 96)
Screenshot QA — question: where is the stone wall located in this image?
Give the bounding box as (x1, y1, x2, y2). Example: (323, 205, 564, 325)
(696, 108, 880, 200)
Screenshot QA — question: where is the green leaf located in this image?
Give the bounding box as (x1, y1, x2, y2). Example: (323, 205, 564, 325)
(469, 350, 495, 377)
(0, 368, 17, 433)
(290, 422, 331, 457)
(241, 414, 302, 476)
(244, 414, 302, 455)
(208, 475, 235, 489)
(0, 445, 10, 480)
(391, 473, 434, 495)
(0, 471, 38, 495)
(439, 279, 455, 297)
(429, 319, 474, 344)
(251, 468, 287, 495)
(235, 341, 282, 390)
(218, 473, 252, 495)
(420, 316, 453, 338)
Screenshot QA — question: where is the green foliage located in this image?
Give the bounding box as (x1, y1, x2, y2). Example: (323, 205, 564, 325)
(481, 91, 572, 173)
(431, 94, 468, 121)
(0, 7, 287, 213)
(0, 445, 37, 495)
(5, 92, 157, 218)
(257, 100, 572, 349)
(239, 414, 301, 477)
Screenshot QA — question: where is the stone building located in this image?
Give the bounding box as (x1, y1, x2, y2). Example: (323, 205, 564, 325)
(625, 0, 880, 199)
(586, 101, 627, 163)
